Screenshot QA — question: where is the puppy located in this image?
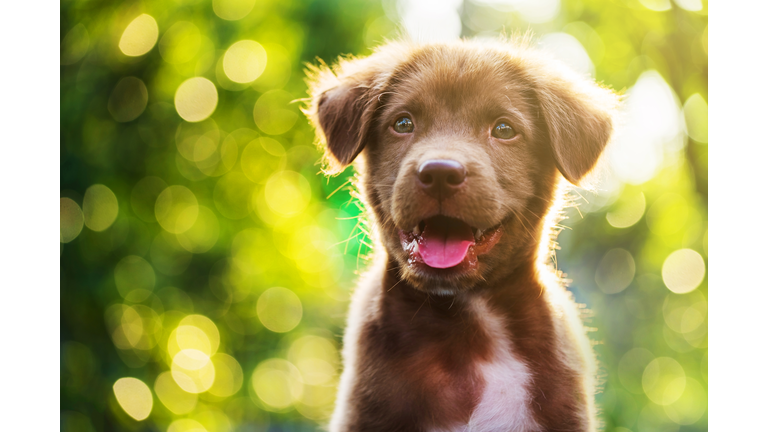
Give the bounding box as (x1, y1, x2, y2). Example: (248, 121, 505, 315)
(304, 38, 619, 432)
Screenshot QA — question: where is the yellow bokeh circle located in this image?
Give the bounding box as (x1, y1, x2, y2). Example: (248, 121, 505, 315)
(61, 24, 90, 65)
(264, 171, 311, 217)
(113, 377, 153, 421)
(154, 371, 197, 415)
(642, 356, 686, 405)
(60, 198, 84, 243)
(594, 248, 636, 294)
(167, 419, 208, 432)
(208, 353, 244, 398)
(213, 172, 254, 220)
(83, 184, 119, 232)
(288, 335, 339, 386)
(176, 205, 220, 253)
(175, 78, 218, 123)
(257, 287, 303, 333)
(252, 89, 299, 135)
(663, 377, 707, 425)
(212, 0, 257, 21)
(167, 314, 220, 361)
(131, 176, 168, 223)
(119, 14, 159, 57)
(108, 77, 148, 123)
(251, 359, 304, 410)
(114, 255, 156, 302)
(241, 137, 286, 183)
(171, 350, 216, 394)
(223, 40, 267, 84)
(159, 21, 201, 65)
(606, 191, 646, 229)
(155, 185, 199, 234)
(180, 314, 221, 353)
(662, 248, 706, 294)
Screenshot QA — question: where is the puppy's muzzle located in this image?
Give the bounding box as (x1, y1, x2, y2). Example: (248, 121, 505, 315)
(417, 159, 466, 201)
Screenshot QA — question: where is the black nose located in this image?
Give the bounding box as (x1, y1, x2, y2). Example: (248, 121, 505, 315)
(417, 159, 466, 200)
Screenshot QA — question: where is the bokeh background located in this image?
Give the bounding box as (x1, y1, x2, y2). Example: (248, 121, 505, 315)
(60, 0, 708, 431)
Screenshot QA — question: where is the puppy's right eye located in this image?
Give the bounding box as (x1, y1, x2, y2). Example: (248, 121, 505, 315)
(492, 121, 517, 140)
(393, 117, 414, 134)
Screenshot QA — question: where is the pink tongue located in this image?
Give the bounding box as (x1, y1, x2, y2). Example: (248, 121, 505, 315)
(419, 218, 475, 269)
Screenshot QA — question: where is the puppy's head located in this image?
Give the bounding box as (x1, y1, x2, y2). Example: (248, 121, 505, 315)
(305, 39, 619, 294)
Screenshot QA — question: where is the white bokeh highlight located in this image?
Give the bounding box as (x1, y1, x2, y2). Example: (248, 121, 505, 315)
(398, 0, 463, 43)
(607, 71, 685, 185)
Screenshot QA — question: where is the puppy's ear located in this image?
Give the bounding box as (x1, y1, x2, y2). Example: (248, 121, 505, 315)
(304, 49, 403, 174)
(531, 61, 620, 184)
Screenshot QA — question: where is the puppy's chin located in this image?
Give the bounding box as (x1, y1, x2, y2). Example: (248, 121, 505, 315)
(397, 262, 485, 295)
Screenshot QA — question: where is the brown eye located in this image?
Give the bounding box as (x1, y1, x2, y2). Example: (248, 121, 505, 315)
(492, 121, 516, 140)
(393, 116, 414, 134)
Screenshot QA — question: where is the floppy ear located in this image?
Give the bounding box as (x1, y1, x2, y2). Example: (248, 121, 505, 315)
(304, 51, 400, 174)
(531, 61, 620, 184)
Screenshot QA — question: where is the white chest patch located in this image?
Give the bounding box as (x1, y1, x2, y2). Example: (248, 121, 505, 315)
(435, 298, 541, 432)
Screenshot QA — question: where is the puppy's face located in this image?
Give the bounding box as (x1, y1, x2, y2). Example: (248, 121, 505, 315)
(306, 41, 618, 294)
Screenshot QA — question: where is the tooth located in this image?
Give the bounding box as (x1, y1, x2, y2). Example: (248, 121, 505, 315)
(475, 229, 483, 240)
(411, 240, 420, 254)
(413, 225, 421, 236)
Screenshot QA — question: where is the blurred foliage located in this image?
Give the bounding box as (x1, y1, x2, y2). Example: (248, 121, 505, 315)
(60, 0, 707, 431)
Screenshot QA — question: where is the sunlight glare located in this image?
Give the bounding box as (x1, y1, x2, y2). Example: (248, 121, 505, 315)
(472, 0, 561, 23)
(539, 33, 594, 76)
(607, 71, 684, 184)
(398, 0, 462, 43)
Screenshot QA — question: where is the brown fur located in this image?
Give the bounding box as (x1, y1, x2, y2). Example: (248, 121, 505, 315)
(304, 38, 619, 432)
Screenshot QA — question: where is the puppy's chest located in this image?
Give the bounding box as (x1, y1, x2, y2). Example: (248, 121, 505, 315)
(405, 300, 540, 432)
(459, 341, 540, 432)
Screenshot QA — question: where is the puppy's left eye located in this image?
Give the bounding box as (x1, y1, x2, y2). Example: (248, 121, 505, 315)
(492, 121, 517, 140)
(393, 117, 414, 134)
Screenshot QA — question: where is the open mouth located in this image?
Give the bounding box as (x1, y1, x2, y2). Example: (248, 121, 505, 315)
(398, 215, 503, 271)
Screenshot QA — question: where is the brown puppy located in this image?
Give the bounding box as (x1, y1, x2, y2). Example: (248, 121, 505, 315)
(304, 38, 619, 432)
